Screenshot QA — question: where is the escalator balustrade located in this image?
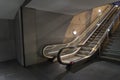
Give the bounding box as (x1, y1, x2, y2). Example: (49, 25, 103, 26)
(42, 5, 113, 60)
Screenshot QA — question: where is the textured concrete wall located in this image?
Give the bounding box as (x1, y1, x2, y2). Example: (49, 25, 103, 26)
(64, 10, 92, 42)
(91, 5, 111, 23)
(0, 19, 16, 61)
(64, 4, 111, 43)
(22, 7, 72, 66)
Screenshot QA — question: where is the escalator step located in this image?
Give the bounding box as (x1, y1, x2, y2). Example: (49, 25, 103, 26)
(89, 37, 94, 40)
(91, 35, 96, 38)
(81, 47, 92, 51)
(90, 41, 97, 44)
(94, 37, 100, 40)
(100, 31, 105, 33)
(95, 35, 101, 38)
(94, 32, 98, 34)
(88, 44, 95, 47)
(98, 33, 104, 36)
(79, 50, 90, 55)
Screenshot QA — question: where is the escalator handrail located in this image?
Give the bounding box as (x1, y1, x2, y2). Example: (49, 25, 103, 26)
(57, 45, 85, 65)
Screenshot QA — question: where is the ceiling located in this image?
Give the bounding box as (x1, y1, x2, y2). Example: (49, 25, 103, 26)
(0, 0, 24, 19)
(26, 0, 118, 15)
(0, 0, 119, 19)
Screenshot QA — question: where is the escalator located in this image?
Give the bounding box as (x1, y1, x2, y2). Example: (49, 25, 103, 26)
(42, 4, 120, 70)
(42, 5, 112, 60)
(56, 5, 120, 69)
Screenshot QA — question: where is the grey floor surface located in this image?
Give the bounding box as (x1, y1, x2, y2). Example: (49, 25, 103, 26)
(0, 60, 120, 80)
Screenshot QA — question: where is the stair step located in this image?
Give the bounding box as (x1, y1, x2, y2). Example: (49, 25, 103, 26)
(102, 50, 120, 55)
(100, 56, 120, 61)
(101, 51, 120, 59)
(110, 39, 120, 42)
(106, 46, 120, 50)
(111, 36, 120, 39)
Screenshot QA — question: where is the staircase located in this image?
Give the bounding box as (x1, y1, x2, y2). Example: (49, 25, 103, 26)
(100, 26, 120, 61)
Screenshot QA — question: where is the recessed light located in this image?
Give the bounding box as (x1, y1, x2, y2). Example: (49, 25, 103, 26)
(115, 5, 119, 7)
(73, 30, 77, 35)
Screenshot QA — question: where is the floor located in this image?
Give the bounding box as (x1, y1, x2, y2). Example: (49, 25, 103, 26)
(0, 59, 120, 80)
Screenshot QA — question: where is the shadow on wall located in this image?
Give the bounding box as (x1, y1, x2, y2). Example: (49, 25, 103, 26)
(0, 19, 16, 61)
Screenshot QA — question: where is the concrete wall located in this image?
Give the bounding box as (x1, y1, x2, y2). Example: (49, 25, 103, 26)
(0, 19, 16, 61)
(22, 7, 72, 66)
(64, 10, 92, 43)
(14, 10, 25, 66)
(23, 8, 37, 66)
(64, 4, 111, 43)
